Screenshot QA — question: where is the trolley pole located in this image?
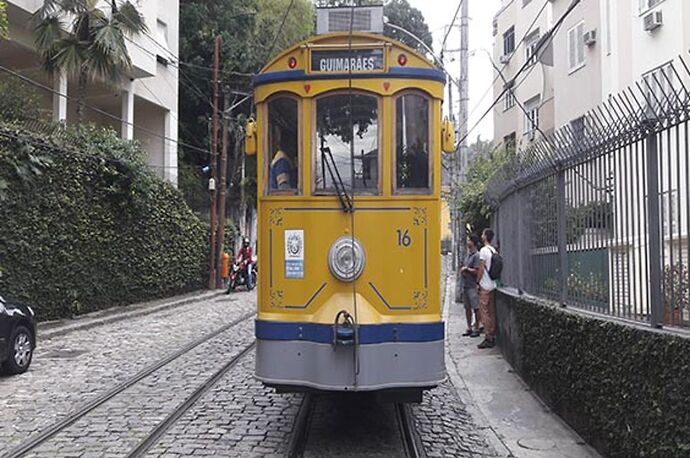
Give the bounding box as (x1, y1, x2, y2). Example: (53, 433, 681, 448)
(216, 88, 230, 288)
(209, 35, 221, 290)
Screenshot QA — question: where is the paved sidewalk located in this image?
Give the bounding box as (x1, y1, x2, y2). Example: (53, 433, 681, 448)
(443, 277, 601, 458)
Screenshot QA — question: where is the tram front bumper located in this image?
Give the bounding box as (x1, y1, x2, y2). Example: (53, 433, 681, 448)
(254, 320, 445, 392)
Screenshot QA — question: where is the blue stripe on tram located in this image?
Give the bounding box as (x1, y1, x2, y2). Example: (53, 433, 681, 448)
(255, 320, 445, 344)
(252, 67, 446, 86)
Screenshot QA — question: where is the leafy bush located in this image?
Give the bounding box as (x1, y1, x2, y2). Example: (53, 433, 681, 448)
(0, 122, 207, 320)
(501, 293, 690, 457)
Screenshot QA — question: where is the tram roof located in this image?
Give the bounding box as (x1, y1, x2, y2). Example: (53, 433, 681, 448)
(254, 32, 445, 87)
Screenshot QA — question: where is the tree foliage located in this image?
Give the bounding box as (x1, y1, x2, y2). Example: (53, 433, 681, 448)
(457, 138, 505, 235)
(0, 0, 8, 39)
(0, 122, 207, 320)
(32, 0, 148, 124)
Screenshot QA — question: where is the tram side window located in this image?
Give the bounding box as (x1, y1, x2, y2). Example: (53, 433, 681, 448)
(267, 97, 299, 194)
(396, 94, 430, 190)
(315, 93, 379, 193)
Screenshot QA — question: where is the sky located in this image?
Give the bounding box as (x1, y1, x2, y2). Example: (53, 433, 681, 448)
(406, 0, 502, 143)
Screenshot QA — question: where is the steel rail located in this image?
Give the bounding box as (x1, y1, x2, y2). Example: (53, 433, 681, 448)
(126, 341, 257, 457)
(396, 403, 426, 458)
(286, 393, 315, 458)
(5, 311, 256, 458)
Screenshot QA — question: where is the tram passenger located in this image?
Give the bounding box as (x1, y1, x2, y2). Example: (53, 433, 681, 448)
(269, 127, 297, 191)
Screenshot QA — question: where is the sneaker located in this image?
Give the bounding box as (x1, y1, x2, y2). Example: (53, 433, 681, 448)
(470, 330, 481, 338)
(477, 339, 495, 349)
(462, 329, 473, 337)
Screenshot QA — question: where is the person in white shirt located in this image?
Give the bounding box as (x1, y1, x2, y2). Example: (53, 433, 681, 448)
(476, 228, 497, 349)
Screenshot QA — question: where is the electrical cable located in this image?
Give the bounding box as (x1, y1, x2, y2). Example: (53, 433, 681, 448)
(0, 64, 212, 157)
(458, 0, 582, 146)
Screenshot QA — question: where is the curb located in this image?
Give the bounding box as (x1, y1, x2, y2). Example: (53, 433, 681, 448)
(39, 290, 228, 340)
(442, 275, 515, 457)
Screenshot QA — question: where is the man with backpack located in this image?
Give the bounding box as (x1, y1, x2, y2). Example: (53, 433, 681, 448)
(476, 228, 502, 349)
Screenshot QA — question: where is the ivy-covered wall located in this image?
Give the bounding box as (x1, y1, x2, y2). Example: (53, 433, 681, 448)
(0, 123, 208, 320)
(496, 291, 690, 458)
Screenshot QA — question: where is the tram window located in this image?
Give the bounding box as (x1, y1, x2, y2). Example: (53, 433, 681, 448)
(315, 93, 379, 193)
(267, 96, 299, 194)
(395, 94, 430, 190)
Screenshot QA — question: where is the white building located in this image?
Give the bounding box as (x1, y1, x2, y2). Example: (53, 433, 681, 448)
(492, 0, 555, 152)
(1, 0, 179, 185)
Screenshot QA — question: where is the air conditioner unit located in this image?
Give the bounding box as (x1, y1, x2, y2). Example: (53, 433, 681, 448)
(583, 29, 597, 46)
(643, 11, 663, 31)
(499, 54, 511, 64)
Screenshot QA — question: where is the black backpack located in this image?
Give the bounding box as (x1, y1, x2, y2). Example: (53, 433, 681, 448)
(488, 248, 503, 280)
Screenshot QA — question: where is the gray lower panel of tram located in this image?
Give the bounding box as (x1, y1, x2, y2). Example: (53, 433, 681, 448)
(255, 339, 445, 391)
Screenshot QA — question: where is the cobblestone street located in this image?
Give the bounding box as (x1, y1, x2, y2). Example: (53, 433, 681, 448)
(1, 277, 515, 458)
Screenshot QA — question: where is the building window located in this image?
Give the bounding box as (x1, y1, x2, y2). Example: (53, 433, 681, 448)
(525, 29, 541, 66)
(395, 92, 431, 191)
(504, 132, 516, 153)
(315, 92, 379, 193)
(661, 189, 679, 236)
(524, 96, 540, 134)
(568, 21, 586, 73)
(642, 62, 675, 116)
(503, 26, 515, 56)
(504, 89, 516, 111)
(156, 19, 169, 49)
(267, 96, 299, 194)
(639, 0, 663, 14)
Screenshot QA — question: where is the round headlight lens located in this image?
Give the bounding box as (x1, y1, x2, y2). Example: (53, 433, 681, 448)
(328, 236, 365, 282)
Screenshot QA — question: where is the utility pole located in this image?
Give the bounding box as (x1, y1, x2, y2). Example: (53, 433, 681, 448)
(209, 35, 221, 290)
(216, 88, 230, 288)
(457, 0, 469, 266)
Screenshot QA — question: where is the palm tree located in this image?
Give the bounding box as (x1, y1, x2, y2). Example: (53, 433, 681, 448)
(33, 0, 148, 125)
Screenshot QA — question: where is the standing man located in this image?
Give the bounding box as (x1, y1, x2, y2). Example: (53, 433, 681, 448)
(460, 235, 482, 337)
(476, 228, 497, 349)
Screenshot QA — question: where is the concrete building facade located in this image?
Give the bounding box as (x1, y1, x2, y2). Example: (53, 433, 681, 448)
(492, 0, 555, 152)
(1, 0, 179, 184)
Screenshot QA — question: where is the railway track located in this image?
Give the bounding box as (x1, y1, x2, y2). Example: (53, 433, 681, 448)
(288, 394, 426, 458)
(6, 311, 256, 458)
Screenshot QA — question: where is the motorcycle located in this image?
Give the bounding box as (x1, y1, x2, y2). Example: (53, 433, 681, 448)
(227, 255, 257, 292)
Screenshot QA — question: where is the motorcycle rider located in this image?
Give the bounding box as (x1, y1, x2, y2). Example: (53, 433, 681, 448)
(236, 237, 254, 289)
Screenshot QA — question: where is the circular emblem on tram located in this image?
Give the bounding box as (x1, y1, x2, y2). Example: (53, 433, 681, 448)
(287, 232, 303, 257)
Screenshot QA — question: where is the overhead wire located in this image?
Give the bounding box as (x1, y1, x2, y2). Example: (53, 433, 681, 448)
(458, 0, 582, 146)
(465, 0, 551, 128)
(0, 64, 213, 157)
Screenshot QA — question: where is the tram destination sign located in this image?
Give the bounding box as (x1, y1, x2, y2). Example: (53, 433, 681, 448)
(311, 49, 384, 73)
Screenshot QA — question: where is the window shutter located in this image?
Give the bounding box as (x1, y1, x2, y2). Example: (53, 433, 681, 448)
(568, 28, 576, 70)
(577, 23, 585, 66)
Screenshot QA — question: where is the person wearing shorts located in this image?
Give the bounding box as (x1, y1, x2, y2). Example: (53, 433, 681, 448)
(460, 235, 482, 338)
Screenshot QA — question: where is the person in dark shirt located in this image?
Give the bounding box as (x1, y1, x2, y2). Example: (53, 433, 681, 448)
(460, 235, 482, 337)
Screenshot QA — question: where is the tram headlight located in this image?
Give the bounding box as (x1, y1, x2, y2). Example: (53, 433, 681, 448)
(328, 236, 365, 283)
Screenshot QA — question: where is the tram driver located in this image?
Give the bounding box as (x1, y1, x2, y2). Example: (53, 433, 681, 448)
(268, 98, 298, 192)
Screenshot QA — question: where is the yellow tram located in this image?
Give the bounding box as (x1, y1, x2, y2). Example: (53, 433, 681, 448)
(246, 28, 455, 399)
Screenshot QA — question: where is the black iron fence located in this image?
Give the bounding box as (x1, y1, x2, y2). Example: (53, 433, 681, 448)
(487, 56, 690, 329)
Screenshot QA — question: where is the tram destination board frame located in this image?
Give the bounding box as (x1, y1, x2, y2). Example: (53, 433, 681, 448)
(311, 48, 385, 73)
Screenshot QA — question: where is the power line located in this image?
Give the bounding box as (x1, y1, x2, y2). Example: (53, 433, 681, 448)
(440, 0, 465, 57)
(0, 64, 212, 157)
(465, 0, 550, 124)
(459, 0, 582, 146)
(263, 0, 296, 65)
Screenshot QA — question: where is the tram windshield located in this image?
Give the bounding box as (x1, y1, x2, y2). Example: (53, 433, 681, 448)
(315, 93, 379, 193)
(396, 93, 430, 190)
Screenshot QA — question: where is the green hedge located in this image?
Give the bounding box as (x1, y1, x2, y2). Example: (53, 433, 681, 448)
(0, 123, 208, 320)
(506, 295, 690, 457)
